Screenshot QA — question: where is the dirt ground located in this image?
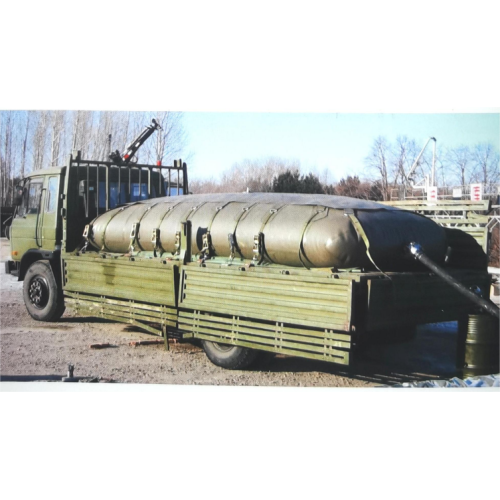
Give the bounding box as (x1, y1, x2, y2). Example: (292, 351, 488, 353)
(0, 238, 486, 387)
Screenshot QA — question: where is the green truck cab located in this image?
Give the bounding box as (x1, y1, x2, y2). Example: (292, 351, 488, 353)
(6, 151, 187, 323)
(9, 167, 63, 263)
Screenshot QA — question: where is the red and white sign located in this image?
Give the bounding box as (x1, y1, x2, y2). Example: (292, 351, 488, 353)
(427, 186, 438, 201)
(470, 183, 483, 201)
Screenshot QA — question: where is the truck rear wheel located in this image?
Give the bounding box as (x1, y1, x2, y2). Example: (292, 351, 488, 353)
(23, 261, 65, 321)
(201, 340, 259, 370)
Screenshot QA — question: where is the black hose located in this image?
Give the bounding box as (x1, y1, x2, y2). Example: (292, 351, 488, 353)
(407, 242, 499, 319)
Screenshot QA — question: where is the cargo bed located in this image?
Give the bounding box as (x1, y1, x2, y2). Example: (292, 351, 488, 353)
(62, 251, 490, 366)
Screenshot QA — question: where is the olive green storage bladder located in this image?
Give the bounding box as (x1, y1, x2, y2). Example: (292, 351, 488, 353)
(86, 193, 447, 271)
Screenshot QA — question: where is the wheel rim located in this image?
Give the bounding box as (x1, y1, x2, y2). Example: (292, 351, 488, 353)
(211, 342, 235, 353)
(28, 276, 50, 309)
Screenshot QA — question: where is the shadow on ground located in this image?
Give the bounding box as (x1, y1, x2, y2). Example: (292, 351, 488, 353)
(58, 316, 115, 324)
(248, 322, 460, 386)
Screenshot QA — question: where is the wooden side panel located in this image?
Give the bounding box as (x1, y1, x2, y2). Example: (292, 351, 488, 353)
(63, 254, 178, 306)
(65, 291, 177, 334)
(179, 310, 351, 365)
(179, 266, 354, 331)
(178, 266, 354, 366)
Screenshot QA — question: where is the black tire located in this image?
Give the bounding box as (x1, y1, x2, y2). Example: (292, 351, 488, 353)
(23, 260, 65, 321)
(201, 340, 259, 370)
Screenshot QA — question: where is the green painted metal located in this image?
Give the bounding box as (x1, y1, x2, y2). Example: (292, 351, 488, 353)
(65, 291, 177, 334)
(63, 254, 179, 306)
(457, 314, 499, 378)
(60, 249, 492, 367)
(178, 310, 350, 364)
(9, 173, 63, 260)
(40, 174, 62, 251)
(179, 265, 354, 331)
(381, 199, 491, 212)
(179, 310, 351, 346)
(22, 167, 65, 180)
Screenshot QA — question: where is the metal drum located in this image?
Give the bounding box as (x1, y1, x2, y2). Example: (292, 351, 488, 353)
(457, 314, 500, 378)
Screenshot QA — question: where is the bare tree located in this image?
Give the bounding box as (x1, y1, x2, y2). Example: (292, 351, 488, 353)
(391, 136, 420, 187)
(472, 143, 499, 185)
(70, 110, 94, 159)
(50, 110, 67, 166)
(220, 157, 299, 193)
(189, 157, 300, 194)
(318, 166, 334, 186)
(89, 111, 119, 161)
(0, 111, 14, 204)
(365, 136, 455, 198)
(0, 111, 26, 205)
(142, 111, 187, 166)
(1, 110, 191, 196)
(445, 145, 474, 186)
(114, 112, 139, 160)
(32, 111, 51, 170)
(20, 111, 32, 178)
(189, 177, 225, 194)
(364, 136, 391, 200)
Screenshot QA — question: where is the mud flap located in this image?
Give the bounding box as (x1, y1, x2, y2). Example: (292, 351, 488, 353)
(5, 260, 18, 276)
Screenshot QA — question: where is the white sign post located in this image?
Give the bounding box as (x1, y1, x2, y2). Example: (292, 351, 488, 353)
(470, 183, 483, 201)
(427, 186, 438, 201)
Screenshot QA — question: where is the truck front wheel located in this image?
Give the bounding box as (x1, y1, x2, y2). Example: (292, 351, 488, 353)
(23, 261, 65, 321)
(201, 340, 259, 370)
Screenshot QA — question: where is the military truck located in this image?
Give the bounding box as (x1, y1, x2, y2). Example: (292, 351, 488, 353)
(4, 127, 496, 370)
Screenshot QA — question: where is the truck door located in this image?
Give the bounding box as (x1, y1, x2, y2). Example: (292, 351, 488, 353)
(10, 177, 46, 261)
(41, 175, 62, 250)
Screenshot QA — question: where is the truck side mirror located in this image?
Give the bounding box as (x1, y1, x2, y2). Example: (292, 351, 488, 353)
(13, 187, 24, 206)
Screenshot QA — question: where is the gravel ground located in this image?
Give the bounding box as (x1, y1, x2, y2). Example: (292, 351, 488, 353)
(0, 238, 473, 387)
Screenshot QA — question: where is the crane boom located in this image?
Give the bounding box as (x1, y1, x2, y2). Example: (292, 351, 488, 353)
(407, 136, 437, 188)
(109, 119, 162, 165)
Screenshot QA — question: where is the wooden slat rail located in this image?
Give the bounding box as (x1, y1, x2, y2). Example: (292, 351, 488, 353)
(381, 200, 491, 252)
(382, 199, 491, 214)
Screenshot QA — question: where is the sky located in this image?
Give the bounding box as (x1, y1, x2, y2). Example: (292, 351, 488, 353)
(182, 112, 500, 182)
